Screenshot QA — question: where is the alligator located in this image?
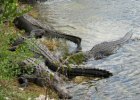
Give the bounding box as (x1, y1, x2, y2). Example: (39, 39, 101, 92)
(14, 15, 82, 52)
(86, 30, 133, 60)
(13, 14, 133, 61)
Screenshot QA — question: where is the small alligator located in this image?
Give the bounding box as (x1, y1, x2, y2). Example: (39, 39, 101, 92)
(86, 30, 133, 60)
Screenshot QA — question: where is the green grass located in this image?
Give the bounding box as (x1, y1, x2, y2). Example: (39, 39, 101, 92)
(63, 52, 86, 65)
(0, 23, 34, 80)
(0, 1, 38, 99)
(0, 24, 58, 100)
(0, 23, 37, 99)
(0, 1, 66, 99)
(0, 79, 43, 100)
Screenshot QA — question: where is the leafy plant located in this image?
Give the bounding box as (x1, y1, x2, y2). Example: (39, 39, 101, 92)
(0, 0, 31, 23)
(0, 24, 34, 79)
(0, 0, 33, 79)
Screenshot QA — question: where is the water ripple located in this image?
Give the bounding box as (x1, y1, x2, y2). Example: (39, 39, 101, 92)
(37, 0, 140, 99)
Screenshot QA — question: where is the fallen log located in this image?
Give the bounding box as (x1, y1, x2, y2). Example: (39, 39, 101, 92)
(19, 58, 72, 99)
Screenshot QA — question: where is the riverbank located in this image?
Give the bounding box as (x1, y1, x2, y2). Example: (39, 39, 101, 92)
(0, 1, 113, 99)
(0, 1, 59, 99)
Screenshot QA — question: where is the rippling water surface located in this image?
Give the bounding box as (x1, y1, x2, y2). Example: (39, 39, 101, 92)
(37, 0, 140, 99)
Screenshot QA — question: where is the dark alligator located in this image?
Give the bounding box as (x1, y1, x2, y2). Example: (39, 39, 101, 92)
(86, 30, 133, 60)
(19, 0, 48, 4)
(14, 15, 82, 52)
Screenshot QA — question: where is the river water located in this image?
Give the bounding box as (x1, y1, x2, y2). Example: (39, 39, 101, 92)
(36, 0, 140, 100)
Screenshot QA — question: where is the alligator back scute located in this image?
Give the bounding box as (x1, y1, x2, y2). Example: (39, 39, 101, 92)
(113, 30, 133, 45)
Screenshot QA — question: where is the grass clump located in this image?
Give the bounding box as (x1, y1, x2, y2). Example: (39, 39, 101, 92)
(41, 38, 61, 51)
(63, 52, 86, 65)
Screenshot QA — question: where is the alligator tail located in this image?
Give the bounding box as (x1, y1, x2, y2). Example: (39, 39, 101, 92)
(115, 30, 133, 45)
(66, 67, 113, 78)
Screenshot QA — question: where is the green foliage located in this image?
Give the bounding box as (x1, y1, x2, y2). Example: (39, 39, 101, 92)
(0, 1, 51, 100)
(0, 95, 5, 100)
(0, 0, 31, 23)
(0, 25, 33, 79)
(64, 52, 86, 65)
(0, 0, 32, 80)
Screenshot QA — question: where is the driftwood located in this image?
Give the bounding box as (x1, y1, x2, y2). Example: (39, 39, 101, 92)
(19, 58, 72, 99)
